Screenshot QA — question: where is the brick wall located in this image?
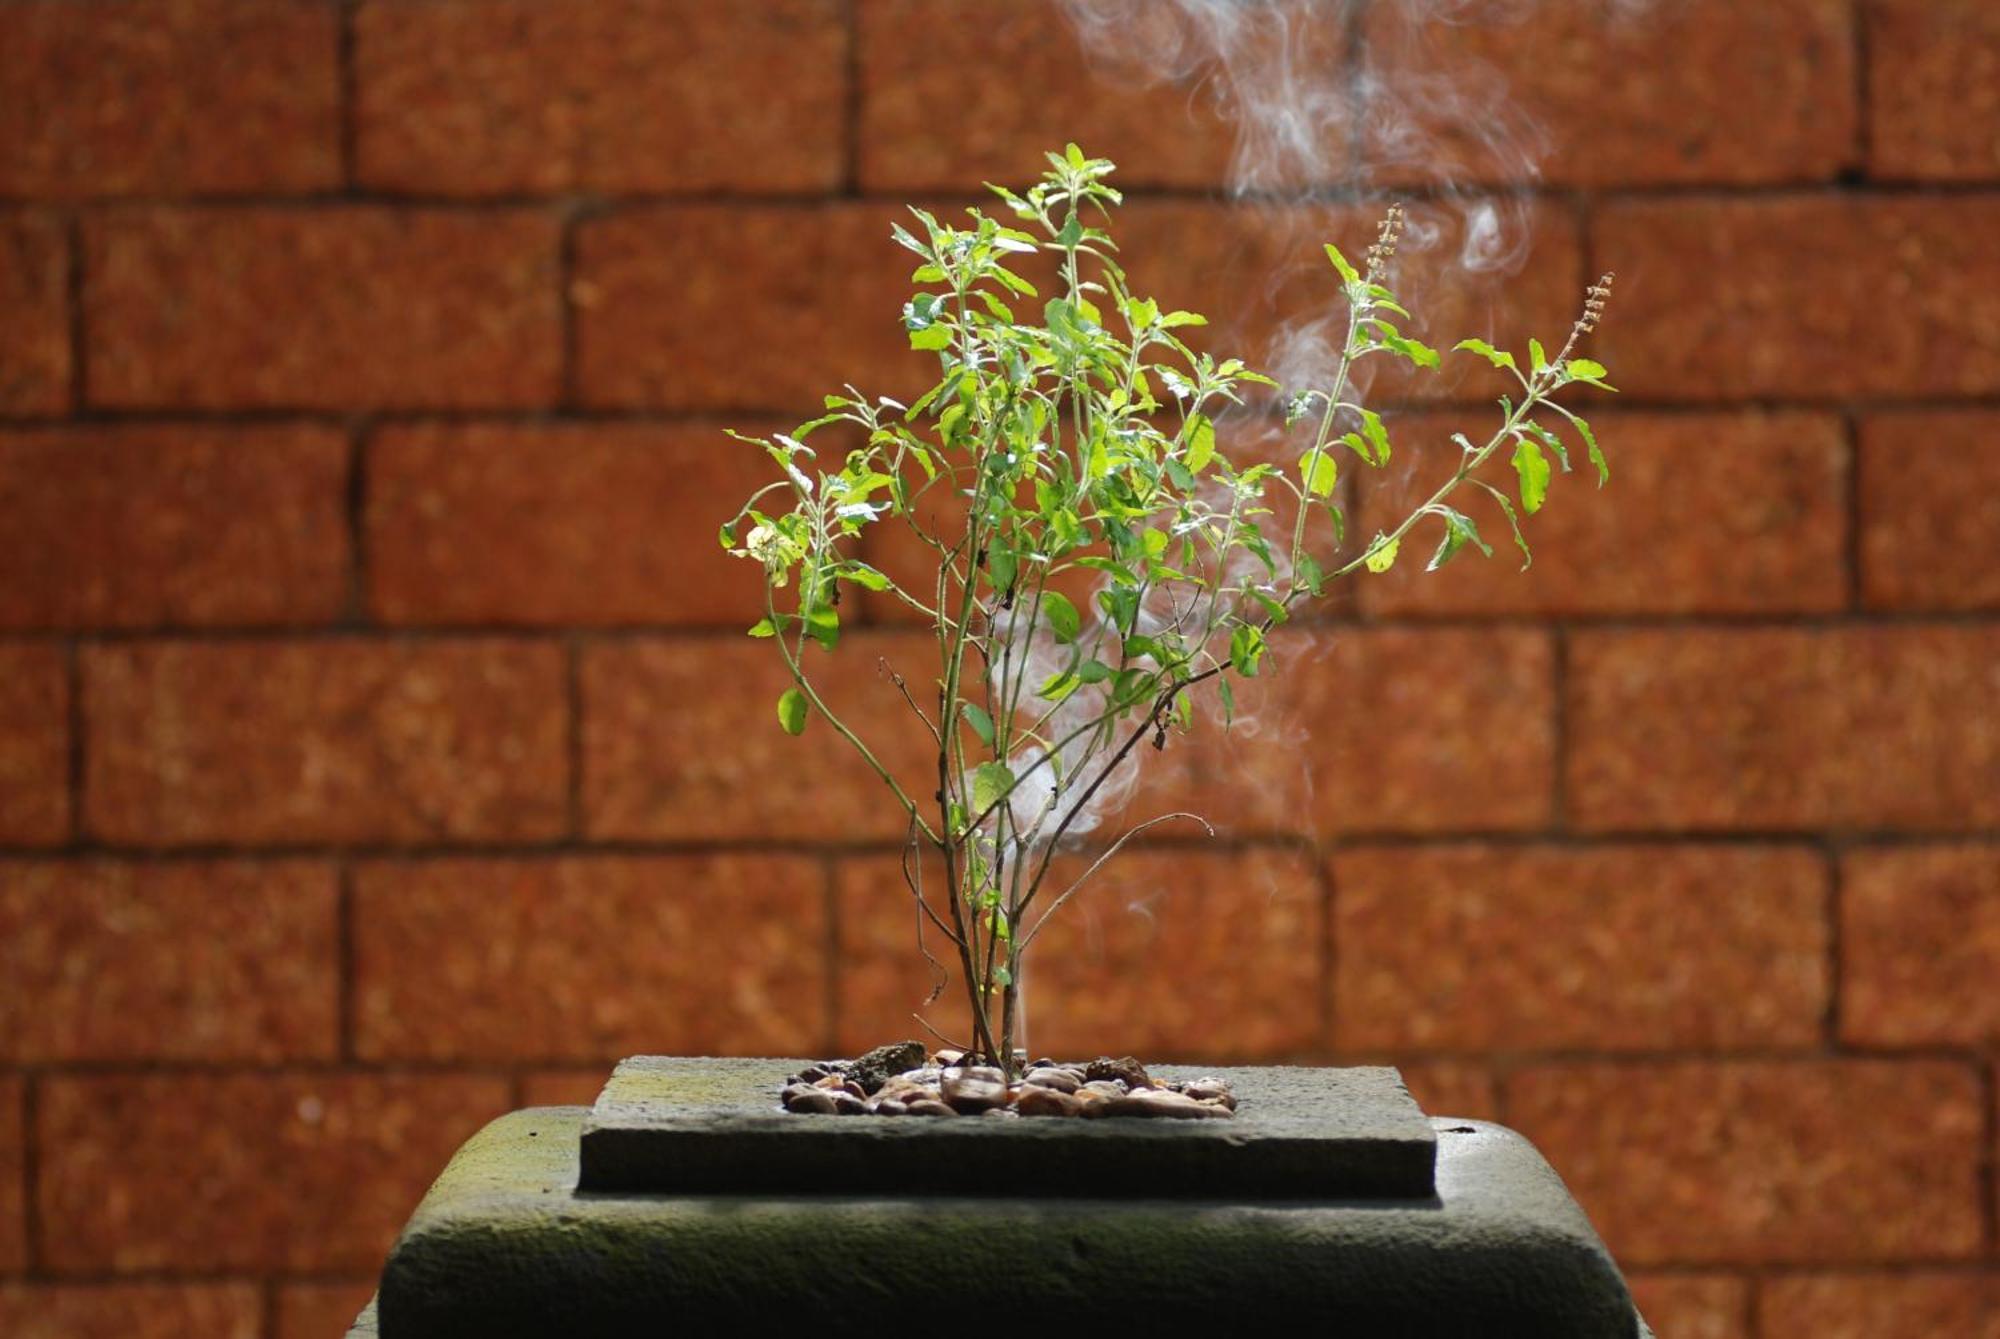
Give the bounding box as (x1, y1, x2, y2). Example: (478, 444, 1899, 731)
(1, 2, 1996, 1335)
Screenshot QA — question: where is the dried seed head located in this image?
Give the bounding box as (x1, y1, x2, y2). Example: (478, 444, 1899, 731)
(1573, 271, 1615, 337)
(1365, 203, 1406, 278)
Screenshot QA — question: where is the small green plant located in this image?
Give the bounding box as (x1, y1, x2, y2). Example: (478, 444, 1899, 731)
(724, 146, 1615, 1077)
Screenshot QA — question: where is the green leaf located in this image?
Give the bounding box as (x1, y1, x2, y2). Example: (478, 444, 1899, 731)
(1324, 242, 1361, 288)
(1364, 535, 1399, 574)
(1511, 436, 1551, 514)
(1158, 310, 1208, 330)
(962, 703, 995, 747)
(841, 563, 892, 591)
(776, 687, 808, 736)
(1043, 590, 1081, 643)
(805, 603, 839, 651)
(1229, 624, 1266, 677)
(1474, 479, 1533, 571)
(1217, 675, 1236, 726)
(1426, 507, 1493, 572)
(1529, 338, 1549, 375)
(1454, 338, 1518, 374)
(1298, 448, 1337, 498)
(1186, 413, 1216, 474)
(1360, 408, 1391, 465)
(1567, 358, 1608, 381)
(746, 617, 779, 638)
(1572, 414, 1609, 486)
(1381, 332, 1441, 369)
(909, 324, 953, 352)
(972, 761, 1015, 814)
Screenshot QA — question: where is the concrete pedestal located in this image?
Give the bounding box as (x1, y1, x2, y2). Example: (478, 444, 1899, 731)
(347, 1058, 1653, 1338)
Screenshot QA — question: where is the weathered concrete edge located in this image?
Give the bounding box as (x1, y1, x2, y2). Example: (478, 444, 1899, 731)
(377, 1107, 1643, 1338)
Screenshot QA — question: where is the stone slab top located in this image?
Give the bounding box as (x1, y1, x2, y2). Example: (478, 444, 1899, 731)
(578, 1055, 1437, 1200)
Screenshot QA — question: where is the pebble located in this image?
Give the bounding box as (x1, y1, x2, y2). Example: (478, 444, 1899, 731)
(1085, 1056, 1153, 1090)
(1102, 1089, 1212, 1120)
(1080, 1080, 1128, 1100)
(784, 1087, 839, 1115)
(829, 1090, 869, 1116)
(874, 1099, 908, 1117)
(1015, 1085, 1083, 1118)
(846, 1039, 928, 1095)
(932, 1049, 965, 1067)
(942, 1068, 1010, 1114)
(1022, 1067, 1080, 1094)
(905, 1099, 957, 1117)
(1182, 1078, 1237, 1110)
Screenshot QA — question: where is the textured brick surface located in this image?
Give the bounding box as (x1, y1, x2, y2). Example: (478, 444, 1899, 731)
(0, 645, 68, 846)
(576, 202, 919, 412)
(0, 424, 349, 630)
(1840, 845, 2000, 1046)
(86, 209, 562, 410)
(1333, 845, 1828, 1051)
(1627, 1275, 1750, 1339)
(1759, 1274, 2000, 1339)
(276, 1282, 377, 1339)
(0, 860, 337, 1063)
(1568, 628, 2000, 831)
(519, 1069, 607, 1108)
(1859, 411, 2000, 612)
(0, 0, 340, 198)
(835, 847, 1323, 1060)
(582, 633, 938, 843)
(1868, 0, 2000, 182)
(1186, 627, 1555, 834)
(83, 640, 568, 846)
(857, 0, 1242, 191)
(0, 1077, 21, 1273)
(0, 213, 69, 416)
(353, 856, 827, 1061)
(37, 1074, 510, 1273)
(356, 0, 845, 195)
(1595, 197, 2000, 401)
(1357, 411, 1848, 616)
(0, 1284, 262, 1339)
(1364, 0, 1855, 186)
(367, 422, 770, 627)
(1389, 1061, 1498, 1123)
(1507, 1061, 1986, 1266)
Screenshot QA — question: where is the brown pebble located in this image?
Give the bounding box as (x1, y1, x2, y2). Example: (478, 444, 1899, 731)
(1102, 1089, 1209, 1119)
(1023, 1067, 1081, 1094)
(905, 1099, 956, 1117)
(874, 1099, 908, 1117)
(933, 1049, 965, 1067)
(942, 1070, 1009, 1114)
(830, 1090, 868, 1115)
(1015, 1086, 1083, 1118)
(1086, 1056, 1153, 1089)
(785, 1087, 839, 1115)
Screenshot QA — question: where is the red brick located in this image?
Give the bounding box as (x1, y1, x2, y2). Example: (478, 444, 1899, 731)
(1627, 1275, 1750, 1339)
(857, 0, 1244, 192)
(1506, 1060, 1985, 1265)
(834, 846, 1323, 1061)
(1869, 0, 2000, 182)
(82, 640, 567, 846)
(353, 855, 828, 1061)
(1841, 845, 2000, 1046)
(1759, 1273, 2000, 1339)
(1568, 628, 2000, 832)
(1387, 1061, 1498, 1123)
(581, 633, 939, 843)
(355, 0, 845, 196)
(367, 422, 773, 627)
(1183, 626, 1555, 835)
(519, 1070, 608, 1108)
(37, 1073, 509, 1274)
(1333, 845, 1828, 1051)
(574, 199, 1582, 412)
(0, 0, 339, 197)
(1859, 411, 2000, 612)
(0, 860, 337, 1062)
(0, 646, 67, 845)
(86, 208, 562, 410)
(1594, 197, 2000, 401)
(1364, 0, 1854, 187)
(576, 202, 921, 412)
(0, 214, 69, 416)
(0, 1077, 21, 1272)
(0, 1284, 262, 1339)
(0, 424, 349, 630)
(1356, 412, 1848, 617)
(276, 1282, 376, 1339)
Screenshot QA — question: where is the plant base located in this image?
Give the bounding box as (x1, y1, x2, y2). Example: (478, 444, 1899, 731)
(348, 1058, 1652, 1338)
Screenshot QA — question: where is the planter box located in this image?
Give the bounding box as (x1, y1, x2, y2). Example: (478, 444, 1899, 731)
(349, 1057, 1652, 1338)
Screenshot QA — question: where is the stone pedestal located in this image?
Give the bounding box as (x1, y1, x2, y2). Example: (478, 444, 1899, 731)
(347, 1057, 1653, 1338)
